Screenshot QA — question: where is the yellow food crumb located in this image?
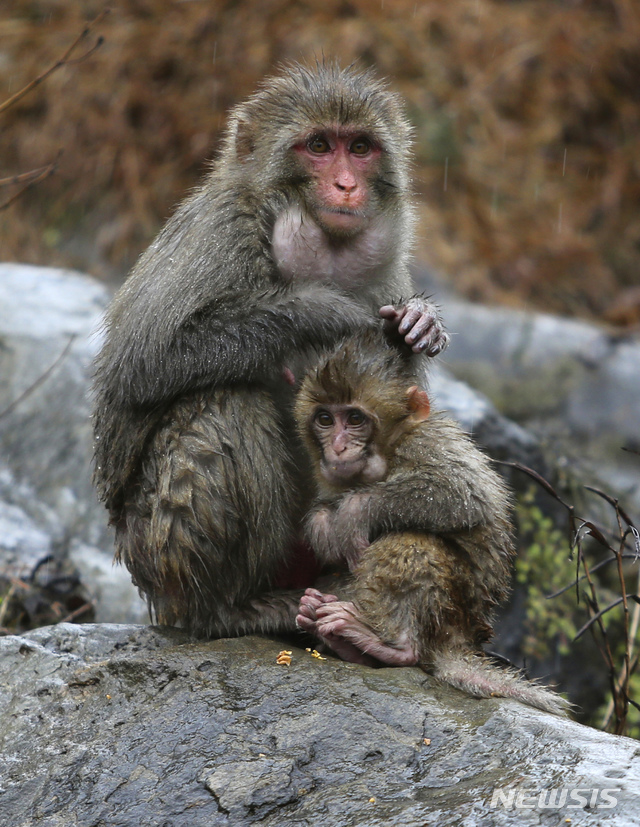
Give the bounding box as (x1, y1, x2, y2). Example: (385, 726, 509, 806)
(276, 650, 292, 666)
(310, 649, 327, 660)
(368, 797, 376, 804)
(423, 738, 431, 746)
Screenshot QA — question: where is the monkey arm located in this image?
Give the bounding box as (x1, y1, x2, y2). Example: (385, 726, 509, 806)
(365, 417, 510, 538)
(364, 476, 491, 538)
(102, 283, 379, 409)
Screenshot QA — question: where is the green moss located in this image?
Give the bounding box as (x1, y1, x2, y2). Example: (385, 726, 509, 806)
(515, 487, 577, 659)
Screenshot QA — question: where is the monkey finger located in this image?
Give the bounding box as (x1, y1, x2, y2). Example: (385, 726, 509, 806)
(379, 304, 404, 321)
(413, 327, 451, 355)
(282, 366, 296, 386)
(379, 306, 404, 336)
(304, 587, 325, 598)
(315, 600, 358, 619)
(299, 596, 322, 617)
(403, 312, 436, 344)
(295, 612, 318, 633)
(304, 587, 338, 603)
(397, 307, 423, 336)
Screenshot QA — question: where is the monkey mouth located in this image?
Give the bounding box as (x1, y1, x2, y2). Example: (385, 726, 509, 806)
(321, 458, 367, 483)
(317, 207, 366, 234)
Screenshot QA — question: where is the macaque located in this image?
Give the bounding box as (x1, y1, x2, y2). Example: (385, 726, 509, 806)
(92, 62, 449, 637)
(295, 332, 569, 715)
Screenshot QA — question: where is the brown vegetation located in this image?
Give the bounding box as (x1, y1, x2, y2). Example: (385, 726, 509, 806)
(0, 0, 638, 321)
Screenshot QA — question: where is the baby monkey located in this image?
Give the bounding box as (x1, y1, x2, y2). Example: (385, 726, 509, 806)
(295, 331, 568, 716)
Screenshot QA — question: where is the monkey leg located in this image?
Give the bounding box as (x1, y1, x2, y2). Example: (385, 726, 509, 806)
(296, 588, 383, 666)
(353, 532, 495, 657)
(116, 388, 308, 637)
(301, 532, 493, 666)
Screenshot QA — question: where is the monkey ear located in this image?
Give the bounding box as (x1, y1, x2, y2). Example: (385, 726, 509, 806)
(406, 385, 431, 421)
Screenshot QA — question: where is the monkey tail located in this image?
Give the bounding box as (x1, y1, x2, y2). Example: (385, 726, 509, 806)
(428, 651, 571, 717)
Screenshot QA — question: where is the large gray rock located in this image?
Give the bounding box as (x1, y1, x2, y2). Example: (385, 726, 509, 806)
(440, 300, 640, 443)
(0, 263, 146, 623)
(0, 263, 108, 546)
(0, 624, 637, 827)
(438, 299, 640, 507)
(429, 368, 545, 470)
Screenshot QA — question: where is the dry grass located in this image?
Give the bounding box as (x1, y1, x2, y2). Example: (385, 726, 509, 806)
(0, 0, 638, 322)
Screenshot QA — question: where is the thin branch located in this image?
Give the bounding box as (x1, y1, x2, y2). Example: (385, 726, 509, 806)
(0, 335, 76, 421)
(584, 485, 636, 531)
(60, 602, 94, 623)
(0, 162, 59, 187)
(574, 594, 640, 641)
(498, 461, 575, 511)
(0, 10, 108, 116)
(0, 152, 61, 211)
(546, 553, 640, 598)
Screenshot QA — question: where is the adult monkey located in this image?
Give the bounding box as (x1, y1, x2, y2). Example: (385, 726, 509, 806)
(93, 62, 449, 637)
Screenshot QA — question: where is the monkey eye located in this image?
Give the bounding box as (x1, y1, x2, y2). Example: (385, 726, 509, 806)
(314, 410, 334, 427)
(349, 138, 371, 156)
(308, 136, 331, 154)
(346, 409, 367, 427)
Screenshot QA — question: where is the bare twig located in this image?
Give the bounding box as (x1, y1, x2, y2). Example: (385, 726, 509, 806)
(60, 602, 94, 623)
(574, 595, 636, 642)
(0, 152, 61, 211)
(0, 10, 108, 116)
(546, 553, 640, 599)
(511, 460, 639, 735)
(0, 334, 76, 421)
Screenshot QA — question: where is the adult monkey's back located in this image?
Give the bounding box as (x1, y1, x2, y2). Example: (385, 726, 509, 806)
(93, 62, 449, 637)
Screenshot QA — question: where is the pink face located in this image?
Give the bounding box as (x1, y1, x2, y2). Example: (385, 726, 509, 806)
(311, 404, 387, 486)
(293, 129, 382, 234)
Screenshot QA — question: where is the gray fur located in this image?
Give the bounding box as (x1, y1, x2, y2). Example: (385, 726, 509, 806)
(92, 63, 422, 636)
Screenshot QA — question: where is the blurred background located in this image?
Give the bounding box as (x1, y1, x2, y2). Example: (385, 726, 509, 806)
(1, 0, 639, 324)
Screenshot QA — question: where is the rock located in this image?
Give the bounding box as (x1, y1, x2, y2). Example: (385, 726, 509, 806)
(429, 368, 546, 471)
(0, 263, 146, 624)
(435, 298, 640, 508)
(0, 624, 637, 826)
(439, 300, 640, 441)
(0, 263, 108, 547)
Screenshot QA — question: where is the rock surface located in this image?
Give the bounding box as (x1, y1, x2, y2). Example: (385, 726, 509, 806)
(0, 623, 637, 827)
(0, 263, 146, 623)
(437, 298, 640, 508)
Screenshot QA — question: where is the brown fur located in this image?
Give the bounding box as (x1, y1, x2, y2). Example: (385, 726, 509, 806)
(296, 332, 570, 715)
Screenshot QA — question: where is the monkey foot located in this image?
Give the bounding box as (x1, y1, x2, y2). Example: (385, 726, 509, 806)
(296, 590, 374, 665)
(295, 588, 338, 634)
(315, 600, 419, 667)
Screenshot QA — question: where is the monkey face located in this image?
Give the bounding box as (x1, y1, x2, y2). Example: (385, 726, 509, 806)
(310, 404, 387, 486)
(292, 129, 382, 237)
